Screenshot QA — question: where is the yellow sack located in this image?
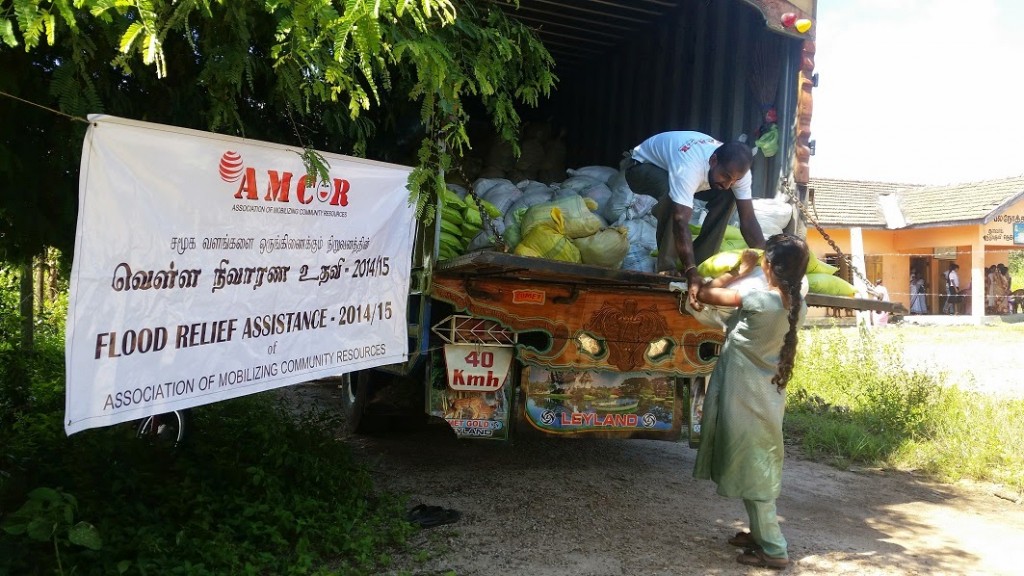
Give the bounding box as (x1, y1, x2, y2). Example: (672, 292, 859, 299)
(514, 209, 581, 263)
(806, 273, 856, 296)
(696, 249, 764, 278)
(573, 227, 630, 269)
(521, 196, 603, 239)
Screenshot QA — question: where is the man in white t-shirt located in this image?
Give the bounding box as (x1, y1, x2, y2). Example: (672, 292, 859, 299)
(942, 263, 961, 315)
(621, 131, 765, 308)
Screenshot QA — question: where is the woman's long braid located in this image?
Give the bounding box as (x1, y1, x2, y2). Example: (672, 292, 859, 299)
(767, 234, 809, 393)
(771, 276, 803, 392)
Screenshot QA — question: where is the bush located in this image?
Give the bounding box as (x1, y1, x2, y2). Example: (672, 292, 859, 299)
(1, 395, 416, 575)
(0, 264, 415, 575)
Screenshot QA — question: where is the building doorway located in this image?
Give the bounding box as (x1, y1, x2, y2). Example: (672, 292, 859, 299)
(910, 256, 933, 314)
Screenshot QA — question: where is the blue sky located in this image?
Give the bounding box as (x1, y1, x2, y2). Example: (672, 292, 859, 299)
(811, 0, 1024, 185)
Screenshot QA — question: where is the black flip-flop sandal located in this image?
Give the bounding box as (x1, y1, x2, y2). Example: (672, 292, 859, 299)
(406, 504, 461, 528)
(418, 507, 461, 528)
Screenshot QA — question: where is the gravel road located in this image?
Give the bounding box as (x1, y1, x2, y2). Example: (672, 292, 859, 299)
(285, 352, 1024, 576)
(347, 420, 1024, 576)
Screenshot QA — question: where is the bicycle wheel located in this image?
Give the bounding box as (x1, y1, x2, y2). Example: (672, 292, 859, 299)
(136, 410, 190, 447)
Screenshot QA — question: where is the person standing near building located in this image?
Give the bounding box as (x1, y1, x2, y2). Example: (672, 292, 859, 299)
(871, 279, 890, 326)
(942, 263, 961, 315)
(691, 233, 809, 570)
(621, 131, 766, 309)
(909, 273, 927, 314)
(994, 264, 1011, 314)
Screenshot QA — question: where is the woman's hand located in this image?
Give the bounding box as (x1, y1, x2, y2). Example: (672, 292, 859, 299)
(737, 249, 760, 277)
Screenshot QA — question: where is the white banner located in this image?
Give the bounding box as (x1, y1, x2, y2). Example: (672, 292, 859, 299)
(65, 115, 416, 435)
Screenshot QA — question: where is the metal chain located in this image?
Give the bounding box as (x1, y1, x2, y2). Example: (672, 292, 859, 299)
(780, 177, 877, 294)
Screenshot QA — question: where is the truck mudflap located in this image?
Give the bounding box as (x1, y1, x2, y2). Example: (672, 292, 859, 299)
(428, 324, 518, 441)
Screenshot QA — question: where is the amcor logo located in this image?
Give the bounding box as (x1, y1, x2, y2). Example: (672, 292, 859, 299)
(220, 151, 350, 206)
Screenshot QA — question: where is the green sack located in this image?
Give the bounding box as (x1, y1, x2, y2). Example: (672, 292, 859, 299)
(689, 223, 744, 241)
(696, 249, 764, 278)
(806, 258, 840, 276)
(720, 236, 749, 252)
(755, 124, 779, 158)
(724, 224, 744, 240)
(503, 206, 527, 250)
(806, 273, 856, 296)
(805, 248, 840, 275)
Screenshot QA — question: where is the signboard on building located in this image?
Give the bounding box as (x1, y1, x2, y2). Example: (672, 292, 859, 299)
(984, 200, 1024, 245)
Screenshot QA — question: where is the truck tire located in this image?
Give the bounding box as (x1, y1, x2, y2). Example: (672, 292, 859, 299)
(340, 370, 387, 434)
(340, 368, 428, 434)
(136, 409, 190, 448)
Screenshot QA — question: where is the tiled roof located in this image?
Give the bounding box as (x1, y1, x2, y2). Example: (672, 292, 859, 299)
(807, 176, 1024, 228)
(898, 175, 1024, 226)
(806, 178, 923, 227)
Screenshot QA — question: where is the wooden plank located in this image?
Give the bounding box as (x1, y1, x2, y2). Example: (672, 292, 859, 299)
(806, 293, 908, 314)
(437, 252, 908, 314)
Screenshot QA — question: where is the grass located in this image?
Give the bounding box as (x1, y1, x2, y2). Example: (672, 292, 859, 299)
(0, 389, 417, 576)
(787, 326, 1024, 495)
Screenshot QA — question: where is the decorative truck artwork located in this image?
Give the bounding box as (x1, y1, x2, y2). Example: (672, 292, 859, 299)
(65, 116, 416, 435)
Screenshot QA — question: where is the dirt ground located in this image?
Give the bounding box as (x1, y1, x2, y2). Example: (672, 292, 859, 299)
(286, 322, 1024, 576)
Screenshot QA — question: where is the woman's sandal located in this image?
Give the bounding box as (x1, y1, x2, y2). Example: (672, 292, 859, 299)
(727, 531, 758, 548)
(406, 504, 462, 529)
(736, 548, 789, 570)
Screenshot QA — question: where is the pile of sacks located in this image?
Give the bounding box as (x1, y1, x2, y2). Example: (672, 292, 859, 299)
(697, 248, 857, 299)
(444, 165, 661, 271)
(442, 164, 857, 298)
(684, 248, 856, 331)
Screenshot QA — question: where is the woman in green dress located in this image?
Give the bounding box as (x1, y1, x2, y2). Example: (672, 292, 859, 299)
(692, 233, 809, 570)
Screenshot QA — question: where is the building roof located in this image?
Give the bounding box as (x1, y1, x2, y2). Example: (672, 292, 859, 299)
(807, 175, 1024, 229)
(806, 178, 923, 228)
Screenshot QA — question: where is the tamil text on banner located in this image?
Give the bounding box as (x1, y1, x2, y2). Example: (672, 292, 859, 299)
(65, 115, 416, 435)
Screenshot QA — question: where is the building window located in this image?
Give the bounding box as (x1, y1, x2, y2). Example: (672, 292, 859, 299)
(865, 255, 883, 284)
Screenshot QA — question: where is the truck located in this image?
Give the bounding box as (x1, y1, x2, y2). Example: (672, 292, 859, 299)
(338, 0, 894, 443)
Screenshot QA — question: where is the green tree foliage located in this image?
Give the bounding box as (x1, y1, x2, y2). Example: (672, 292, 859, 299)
(0, 0, 556, 262)
(1009, 250, 1023, 290)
